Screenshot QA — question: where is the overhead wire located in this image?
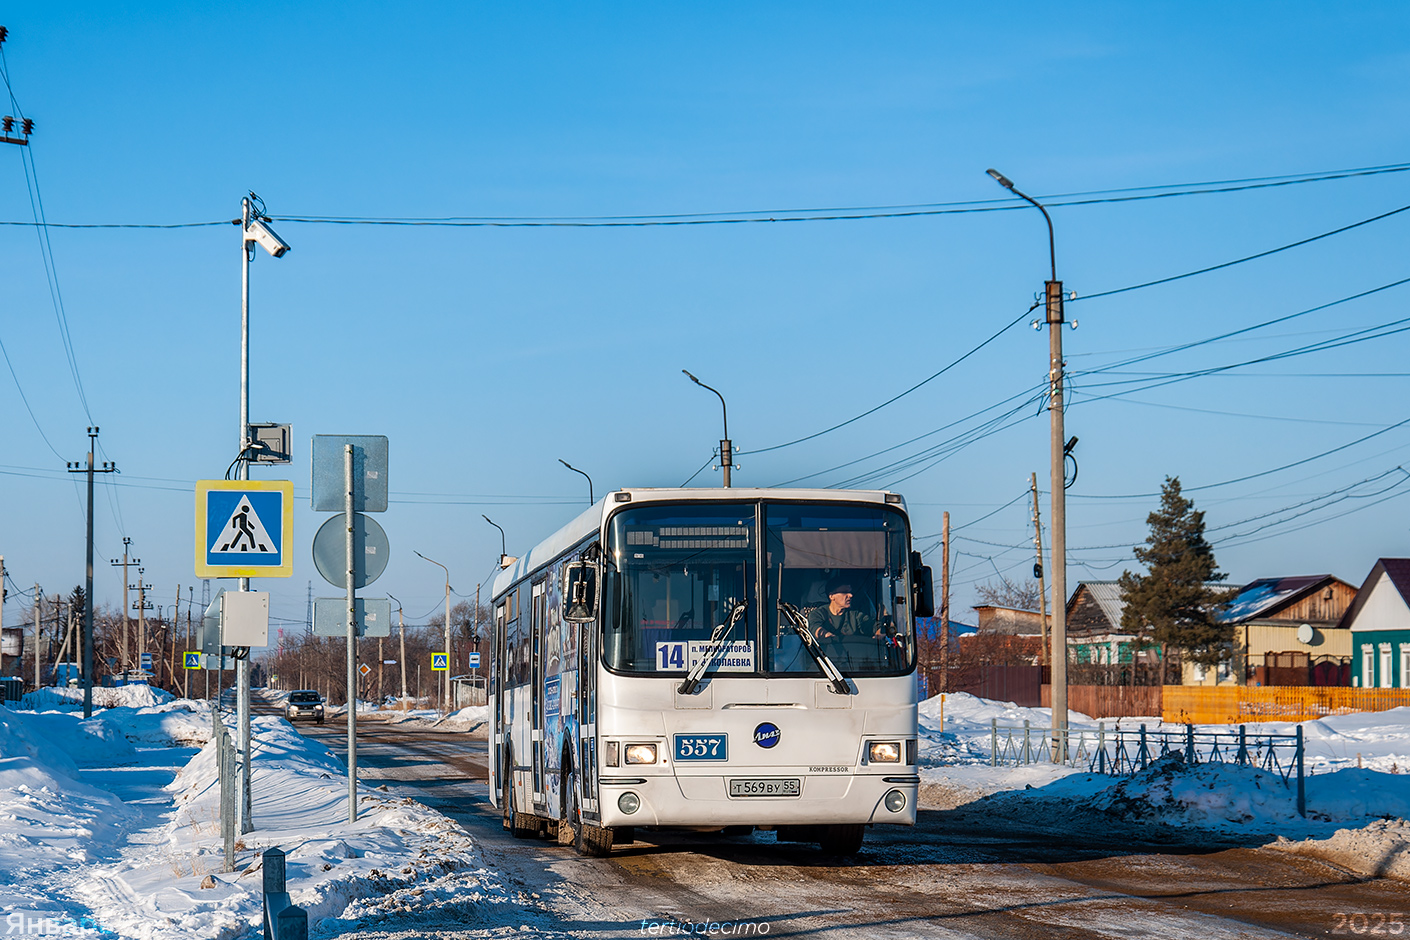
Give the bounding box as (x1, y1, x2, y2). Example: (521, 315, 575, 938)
(0, 45, 92, 423)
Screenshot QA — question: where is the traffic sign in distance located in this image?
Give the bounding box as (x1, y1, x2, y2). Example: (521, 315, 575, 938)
(195, 480, 294, 578)
(467, 652, 481, 668)
(311, 513, 389, 589)
(431, 653, 449, 672)
(358, 663, 371, 678)
(183, 651, 201, 670)
(312, 597, 391, 638)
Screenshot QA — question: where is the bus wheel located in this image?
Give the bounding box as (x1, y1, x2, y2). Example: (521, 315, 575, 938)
(505, 764, 536, 840)
(572, 790, 615, 857)
(819, 824, 863, 855)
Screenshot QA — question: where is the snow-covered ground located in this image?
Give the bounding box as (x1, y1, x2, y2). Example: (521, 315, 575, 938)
(7, 686, 1410, 937)
(0, 694, 503, 939)
(917, 690, 1410, 879)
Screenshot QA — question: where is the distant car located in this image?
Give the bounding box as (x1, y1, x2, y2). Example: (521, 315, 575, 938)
(285, 690, 325, 724)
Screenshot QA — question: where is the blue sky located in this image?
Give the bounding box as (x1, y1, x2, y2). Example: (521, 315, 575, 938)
(2, 2, 1409, 632)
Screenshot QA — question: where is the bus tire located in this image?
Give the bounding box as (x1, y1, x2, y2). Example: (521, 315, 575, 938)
(504, 758, 536, 840)
(819, 824, 863, 855)
(572, 790, 615, 857)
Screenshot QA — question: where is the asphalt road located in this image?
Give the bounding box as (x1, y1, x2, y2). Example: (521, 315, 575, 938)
(287, 709, 1410, 939)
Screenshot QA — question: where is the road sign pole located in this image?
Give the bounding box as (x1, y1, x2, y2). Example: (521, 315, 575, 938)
(345, 443, 358, 823)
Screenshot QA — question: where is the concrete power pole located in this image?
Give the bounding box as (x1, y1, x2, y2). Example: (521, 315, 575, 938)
(67, 426, 117, 719)
(110, 538, 138, 673)
(33, 583, 41, 690)
(939, 511, 950, 692)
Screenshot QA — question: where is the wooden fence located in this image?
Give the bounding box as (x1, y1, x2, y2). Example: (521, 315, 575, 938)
(1041, 684, 1163, 719)
(1162, 686, 1410, 724)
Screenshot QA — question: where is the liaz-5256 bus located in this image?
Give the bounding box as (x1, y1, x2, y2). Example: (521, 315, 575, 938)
(489, 487, 934, 856)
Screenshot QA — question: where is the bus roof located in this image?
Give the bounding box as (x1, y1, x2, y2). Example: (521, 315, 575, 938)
(490, 487, 902, 600)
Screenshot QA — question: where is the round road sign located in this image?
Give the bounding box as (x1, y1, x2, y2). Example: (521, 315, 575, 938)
(312, 512, 390, 588)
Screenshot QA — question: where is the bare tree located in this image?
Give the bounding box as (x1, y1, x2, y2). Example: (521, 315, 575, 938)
(975, 578, 1043, 612)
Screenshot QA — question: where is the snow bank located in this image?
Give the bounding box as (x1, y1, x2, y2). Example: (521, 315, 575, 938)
(19, 684, 175, 711)
(0, 708, 139, 928)
(65, 714, 493, 939)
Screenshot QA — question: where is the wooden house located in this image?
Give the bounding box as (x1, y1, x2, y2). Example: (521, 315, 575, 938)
(1338, 559, 1410, 688)
(1224, 575, 1356, 686)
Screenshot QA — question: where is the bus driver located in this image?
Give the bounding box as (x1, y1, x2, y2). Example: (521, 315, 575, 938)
(808, 576, 875, 642)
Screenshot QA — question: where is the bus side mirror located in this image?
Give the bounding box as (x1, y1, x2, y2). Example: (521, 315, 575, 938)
(563, 561, 598, 623)
(911, 552, 935, 618)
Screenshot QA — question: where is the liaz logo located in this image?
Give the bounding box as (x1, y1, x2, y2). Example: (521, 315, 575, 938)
(753, 722, 781, 748)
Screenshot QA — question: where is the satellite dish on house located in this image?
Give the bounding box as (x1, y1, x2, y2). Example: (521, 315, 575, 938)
(1297, 623, 1314, 644)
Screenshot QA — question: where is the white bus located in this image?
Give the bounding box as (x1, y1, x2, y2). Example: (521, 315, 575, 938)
(489, 487, 934, 856)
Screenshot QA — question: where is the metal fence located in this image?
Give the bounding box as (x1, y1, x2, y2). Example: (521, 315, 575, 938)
(988, 717, 1306, 816)
(213, 707, 238, 871)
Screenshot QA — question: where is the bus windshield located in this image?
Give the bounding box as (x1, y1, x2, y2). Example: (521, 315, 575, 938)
(603, 500, 915, 678)
(764, 503, 914, 677)
(603, 503, 757, 674)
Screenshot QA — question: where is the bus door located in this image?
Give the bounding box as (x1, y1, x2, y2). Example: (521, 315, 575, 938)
(491, 601, 506, 799)
(531, 580, 546, 809)
(578, 615, 598, 817)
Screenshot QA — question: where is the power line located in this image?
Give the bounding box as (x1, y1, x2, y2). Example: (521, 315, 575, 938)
(0, 160, 1404, 231)
(1071, 204, 1410, 304)
(751, 306, 1036, 457)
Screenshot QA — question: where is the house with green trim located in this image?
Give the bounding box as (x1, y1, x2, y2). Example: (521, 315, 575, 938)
(1338, 559, 1410, 689)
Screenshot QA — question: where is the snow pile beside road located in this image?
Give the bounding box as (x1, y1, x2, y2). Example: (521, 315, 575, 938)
(101, 699, 213, 747)
(0, 708, 139, 924)
(66, 714, 493, 940)
(19, 683, 175, 711)
(1272, 819, 1410, 880)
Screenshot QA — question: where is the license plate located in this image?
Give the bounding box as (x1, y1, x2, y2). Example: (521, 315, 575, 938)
(729, 777, 800, 797)
(674, 734, 728, 762)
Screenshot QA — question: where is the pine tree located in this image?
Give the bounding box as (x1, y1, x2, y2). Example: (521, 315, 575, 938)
(1118, 476, 1234, 667)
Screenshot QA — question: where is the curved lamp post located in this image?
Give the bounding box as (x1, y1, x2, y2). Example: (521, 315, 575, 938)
(558, 459, 594, 505)
(682, 369, 732, 487)
(414, 551, 453, 716)
(987, 167, 1070, 758)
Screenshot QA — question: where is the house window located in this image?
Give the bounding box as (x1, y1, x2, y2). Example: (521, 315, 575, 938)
(1380, 644, 1394, 690)
(1400, 647, 1410, 690)
(1363, 646, 1375, 688)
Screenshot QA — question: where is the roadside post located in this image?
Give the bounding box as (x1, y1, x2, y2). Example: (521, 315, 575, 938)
(311, 434, 390, 823)
(195, 479, 288, 833)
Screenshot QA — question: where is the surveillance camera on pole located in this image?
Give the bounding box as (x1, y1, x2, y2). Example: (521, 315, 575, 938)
(244, 217, 291, 258)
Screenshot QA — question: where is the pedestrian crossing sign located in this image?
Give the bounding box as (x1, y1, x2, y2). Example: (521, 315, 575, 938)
(431, 653, 449, 671)
(183, 651, 201, 670)
(195, 480, 294, 578)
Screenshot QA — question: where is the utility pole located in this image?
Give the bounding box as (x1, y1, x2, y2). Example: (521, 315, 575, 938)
(987, 167, 1070, 761)
(939, 511, 950, 692)
(67, 426, 117, 718)
(110, 538, 139, 673)
(388, 593, 407, 709)
(1030, 473, 1050, 667)
(32, 584, 41, 690)
(683, 370, 733, 487)
(132, 569, 151, 676)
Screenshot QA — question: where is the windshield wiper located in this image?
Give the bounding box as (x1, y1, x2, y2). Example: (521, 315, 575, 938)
(677, 599, 748, 695)
(777, 601, 851, 695)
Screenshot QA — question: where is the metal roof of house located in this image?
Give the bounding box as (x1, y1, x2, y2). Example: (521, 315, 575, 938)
(1071, 580, 1126, 629)
(1219, 575, 1339, 623)
(1337, 559, 1410, 630)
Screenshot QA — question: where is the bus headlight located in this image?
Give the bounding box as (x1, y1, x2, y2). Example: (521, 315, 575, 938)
(625, 744, 658, 765)
(619, 791, 641, 814)
(869, 742, 901, 763)
(884, 789, 907, 813)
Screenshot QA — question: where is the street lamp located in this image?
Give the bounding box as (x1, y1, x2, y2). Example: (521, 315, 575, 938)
(558, 458, 594, 504)
(236, 192, 290, 832)
(386, 592, 407, 709)
(682, 369, 733, 487)
(414, 552, 453, 716)
(482, 515, 515, 569)
(986, 167, 1070, 758)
